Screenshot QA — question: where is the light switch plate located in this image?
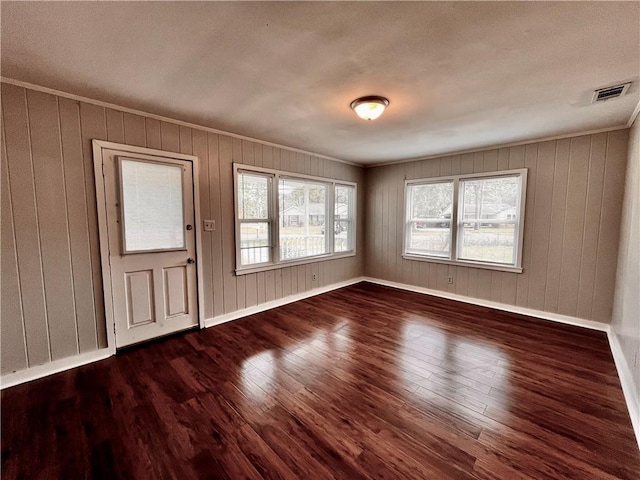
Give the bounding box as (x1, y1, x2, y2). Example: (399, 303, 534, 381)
(203, 220, 215, 231)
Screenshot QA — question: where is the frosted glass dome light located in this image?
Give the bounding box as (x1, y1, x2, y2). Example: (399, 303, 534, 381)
(350, 96, 390, 121)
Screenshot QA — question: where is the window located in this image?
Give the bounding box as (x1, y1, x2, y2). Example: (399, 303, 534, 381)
(235, 164, 356, 274)
(237, 171, 273, 267)
(404, 169, 527, 272)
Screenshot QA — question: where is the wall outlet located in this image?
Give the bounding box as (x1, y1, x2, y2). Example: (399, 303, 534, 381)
(312, 273, 318, 281)
(203, 220, 215, 231)
(447, 275, 454, 284)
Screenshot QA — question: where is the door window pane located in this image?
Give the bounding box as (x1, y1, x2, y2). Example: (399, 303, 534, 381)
(458, 176, 520, 265)
(406, 182, 453, 258)
(120, 159, 184, 252)
(279, 178, 328, 260)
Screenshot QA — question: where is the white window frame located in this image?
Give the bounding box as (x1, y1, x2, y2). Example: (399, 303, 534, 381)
(403, 168, 527, 273)
(233, 163, 357, 275)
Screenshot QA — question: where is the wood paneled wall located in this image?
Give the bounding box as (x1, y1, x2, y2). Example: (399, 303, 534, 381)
(0, 83, 364, 375)
(365, 130, 629, 324)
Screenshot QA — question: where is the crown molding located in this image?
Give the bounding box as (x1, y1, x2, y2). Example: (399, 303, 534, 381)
(628, 98, 640, 128)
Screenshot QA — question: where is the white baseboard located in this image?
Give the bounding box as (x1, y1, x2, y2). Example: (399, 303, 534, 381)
(362, 277, 610, 332)
(205, 277, 366, 328)
(608, 330, 640, 450)
(0, 348, 112, 390)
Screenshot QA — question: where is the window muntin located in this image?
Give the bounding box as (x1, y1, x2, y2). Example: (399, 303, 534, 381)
(237, 171, 272, 267)
(234, 164, 356, 273)
(404, 169, 526, 271)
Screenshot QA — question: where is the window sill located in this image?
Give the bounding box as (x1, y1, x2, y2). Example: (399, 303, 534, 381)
(236, 251, 357, 276)
(402, 254, 523, 274)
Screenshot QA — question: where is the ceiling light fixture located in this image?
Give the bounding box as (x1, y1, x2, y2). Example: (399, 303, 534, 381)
(350, 96, 389, 121)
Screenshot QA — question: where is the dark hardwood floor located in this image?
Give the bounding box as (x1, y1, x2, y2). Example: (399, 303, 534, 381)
(2, 282, 639, 479)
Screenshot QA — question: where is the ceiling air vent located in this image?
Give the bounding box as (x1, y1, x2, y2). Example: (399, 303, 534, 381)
(592, 83, 631, 103)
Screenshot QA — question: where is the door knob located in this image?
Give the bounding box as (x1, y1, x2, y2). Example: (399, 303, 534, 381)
(187, 258, 195, 264)
(186, 224, 193, 230)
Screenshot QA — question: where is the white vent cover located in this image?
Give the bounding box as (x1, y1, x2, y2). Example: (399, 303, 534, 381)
(592, 83, 631, 103)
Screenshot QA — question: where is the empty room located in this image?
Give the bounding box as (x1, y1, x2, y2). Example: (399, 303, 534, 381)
(1, 2, 639, 479)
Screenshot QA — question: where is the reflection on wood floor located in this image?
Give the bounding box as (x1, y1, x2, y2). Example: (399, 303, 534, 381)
(2, 282, 639, 479)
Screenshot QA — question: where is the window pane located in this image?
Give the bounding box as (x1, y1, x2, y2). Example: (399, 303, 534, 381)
(458, 176, 520, 265)
(240, 222, 270, 265)
(120, 159, 184, 252)
(406, 182, 453, 257)
(335, 185, 355, 253)
(238, 172, 269, 220)
(279, 178, 327, 260)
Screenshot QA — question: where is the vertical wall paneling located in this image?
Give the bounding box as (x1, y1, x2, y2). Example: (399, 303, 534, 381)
(592, 130, 629, 321)
(105, 109, 124, 144)
(79, 101, 108, 347)
(527, 141, 556, 311)
(2, 84, 51, 366)
(160, 121, 179, 152)
(366, 131, 628, 324)
(123, 113, 146, 147)
(1, 122, 28, 373)
(558, 136, 591, 316)
(145, 118, 161, 149)
(218, 135, 237, 313)
(544, 139, 571, 313)
(179, 126, 192, 155)
(59, 98, 98, 353)
(576, 134, 607, 319)
(192, 129, 213, 319)
(207, 133, 225, 317)
(26, 90, 78, 360)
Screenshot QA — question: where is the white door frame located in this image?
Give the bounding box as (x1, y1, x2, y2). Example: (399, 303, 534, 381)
(92, 140, 205, 354)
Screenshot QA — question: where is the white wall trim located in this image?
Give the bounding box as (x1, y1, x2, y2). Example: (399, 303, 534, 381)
(608, 330, 640, 450)
(628, 98, 640, 128)
(362, 277, 610, 332)
(0, 348, 111, 390)
(205, 277, 366, 328)
(0, 77, 357, 167)
(367, 125, 630, 168)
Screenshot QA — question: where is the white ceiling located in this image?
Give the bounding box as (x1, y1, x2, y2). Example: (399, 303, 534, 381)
(2, 1, 639, 165)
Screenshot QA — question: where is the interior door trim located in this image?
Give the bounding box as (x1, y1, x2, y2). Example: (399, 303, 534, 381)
(92, 140, 205, 354)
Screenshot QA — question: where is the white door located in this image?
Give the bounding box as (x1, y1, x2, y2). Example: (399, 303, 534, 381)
(102, 149, 198, 347)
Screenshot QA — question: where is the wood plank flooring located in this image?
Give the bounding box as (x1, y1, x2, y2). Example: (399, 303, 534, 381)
(2, 282, 639, 479)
